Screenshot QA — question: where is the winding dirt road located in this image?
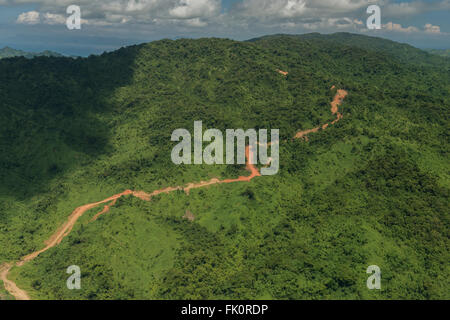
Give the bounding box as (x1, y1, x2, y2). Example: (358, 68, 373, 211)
(0, 86, 347, 300)
(295, 89, 347, 141)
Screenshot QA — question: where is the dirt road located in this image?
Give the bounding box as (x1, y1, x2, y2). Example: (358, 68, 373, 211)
(295, 89, 348, 140)
(0, 263, 30, 300)
(0, 86, 347, 300)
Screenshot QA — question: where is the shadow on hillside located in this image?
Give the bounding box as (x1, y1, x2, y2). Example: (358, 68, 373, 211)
(0, 47, 141, 199)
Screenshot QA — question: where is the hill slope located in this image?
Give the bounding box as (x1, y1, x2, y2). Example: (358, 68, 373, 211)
(0, 33, 448, 300)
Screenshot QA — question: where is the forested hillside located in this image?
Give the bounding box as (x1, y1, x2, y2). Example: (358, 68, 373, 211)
(0, 33, 448, 300)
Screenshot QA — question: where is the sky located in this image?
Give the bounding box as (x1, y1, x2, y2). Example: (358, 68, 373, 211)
(0, 0, 449, 56)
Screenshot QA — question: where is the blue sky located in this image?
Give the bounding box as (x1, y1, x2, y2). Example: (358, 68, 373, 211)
(0, 0, 449, 56)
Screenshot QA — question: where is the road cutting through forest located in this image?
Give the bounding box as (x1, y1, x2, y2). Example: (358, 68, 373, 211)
(0, 86, 348, 300)
(295, 89, 347, 141)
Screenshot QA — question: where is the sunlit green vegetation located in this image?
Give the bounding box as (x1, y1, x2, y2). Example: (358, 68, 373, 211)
(1, 33, 449, 299)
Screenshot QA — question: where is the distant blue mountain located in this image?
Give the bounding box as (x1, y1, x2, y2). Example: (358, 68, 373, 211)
(0, 46, 65, 59)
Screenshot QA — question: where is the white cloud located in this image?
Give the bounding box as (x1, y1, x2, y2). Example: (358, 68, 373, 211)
(10, 0, 222, 27)
(424, 23, 441, 34)
(169, 0, 220, 19)
(384, 1, 426, 16)
(384, 21, 419, 33)
(42, 12, 66, 25)
(16, 11, 83, 26)
(16, 11, 40, 25)
(236, 0, 371, 19)
(184, 17, 208, 27)
(385, 0, 450, 17)
(382, 21, 444, 34)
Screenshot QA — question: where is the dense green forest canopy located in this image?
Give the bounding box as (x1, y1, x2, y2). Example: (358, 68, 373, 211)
(0, 33, 448, 299)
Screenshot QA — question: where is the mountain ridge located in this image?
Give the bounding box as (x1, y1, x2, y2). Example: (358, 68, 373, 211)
(0, 33, 448, 300)
(0, 46, 64, 59)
